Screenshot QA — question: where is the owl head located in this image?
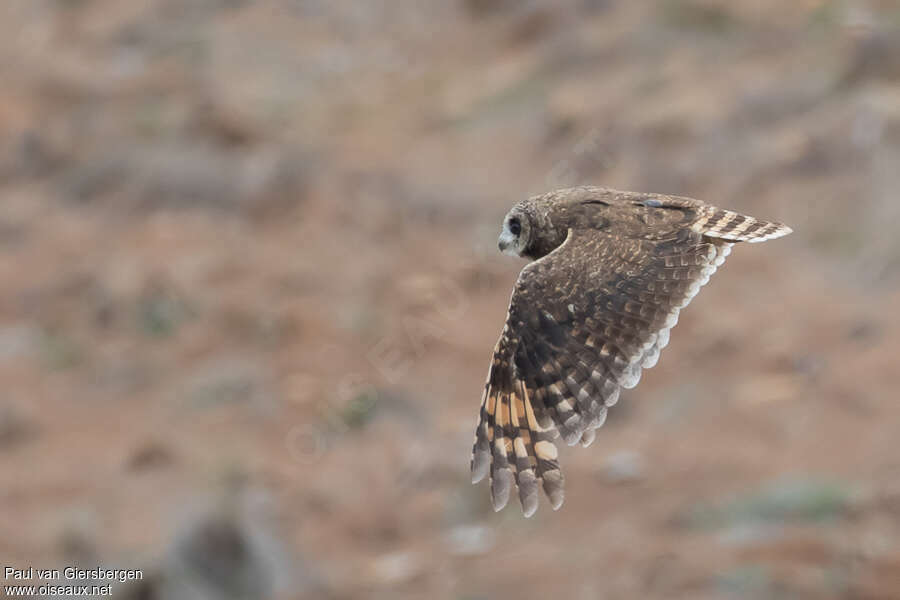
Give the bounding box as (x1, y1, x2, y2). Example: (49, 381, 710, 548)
(497, 193, 574, 260)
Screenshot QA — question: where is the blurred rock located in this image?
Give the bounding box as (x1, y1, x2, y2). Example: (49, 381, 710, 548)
(444, 524, 495, 556)
(0, 220, 27, 248)
(715, 522, 783, 548)
(660, 0, 739, 33)
(36, 328, 84, 371)
(162, 511, 275, 600)
(734, 374, 801, 408)
(60, 154, 129, 204)
(679, 479, 858, 529)
(461, 0, 520, 17)
(714, 565, 773, 597)
(598, 450, 646, 484)
(125, 441, 175, 473)
(4, 130, 61, 178)
(338, 388, 379, 430)
(506, 5, 558, 46)
(185, 98, 261, 148)
(369, 551, 422, 586)
(135, 279, 194, 338)
(116, 474, 302, 600)
(0, 403, 36, 449)
(0, 324, 39, 362)
(60, 144, 309, 220)
(841, 28, 900, 87)
(180, 357, 269, 412)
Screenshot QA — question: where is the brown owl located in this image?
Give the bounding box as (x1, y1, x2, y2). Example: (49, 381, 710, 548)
(471, 186, 792, 516)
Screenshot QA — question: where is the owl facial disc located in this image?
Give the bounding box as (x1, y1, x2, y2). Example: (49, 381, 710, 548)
(498, 211, 527, 257)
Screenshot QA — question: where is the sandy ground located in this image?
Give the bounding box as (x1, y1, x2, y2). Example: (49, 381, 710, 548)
(2, 1, 900, 598)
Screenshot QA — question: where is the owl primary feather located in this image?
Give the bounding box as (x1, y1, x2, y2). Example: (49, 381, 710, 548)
(470, 186, 792, 517)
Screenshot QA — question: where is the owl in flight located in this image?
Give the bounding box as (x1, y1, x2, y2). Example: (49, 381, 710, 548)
(470, 186, 792, 517)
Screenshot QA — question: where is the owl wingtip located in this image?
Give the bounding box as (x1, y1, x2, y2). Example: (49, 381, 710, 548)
(745, 222, 793, 243)
(550, 493, 565, 511)
(490, 470, 512, 511)
(543, 469, 565, 510)
(563, 429, 583, 446)
(518, 474, 540, 517)
(471, 452, 490, 484)
(580, 428, 596, 447)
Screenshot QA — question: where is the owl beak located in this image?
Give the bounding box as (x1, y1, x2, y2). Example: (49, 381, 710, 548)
(497, 231, 519, 256)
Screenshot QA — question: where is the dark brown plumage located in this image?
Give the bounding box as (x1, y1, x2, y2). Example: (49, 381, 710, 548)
(471, 186, 792, 516)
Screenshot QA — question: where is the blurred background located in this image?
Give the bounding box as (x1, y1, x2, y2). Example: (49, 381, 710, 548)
(1, 0, 900, 598)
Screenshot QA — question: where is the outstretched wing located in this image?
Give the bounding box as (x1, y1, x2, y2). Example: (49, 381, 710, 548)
(470, 202, 785, 516)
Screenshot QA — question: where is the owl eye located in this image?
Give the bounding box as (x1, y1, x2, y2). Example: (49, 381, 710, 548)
(508, 218, 522, 236)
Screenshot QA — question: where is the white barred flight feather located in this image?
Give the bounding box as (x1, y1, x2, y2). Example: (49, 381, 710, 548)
(471, 186, 791, 515)
(692, 206, 792, 243)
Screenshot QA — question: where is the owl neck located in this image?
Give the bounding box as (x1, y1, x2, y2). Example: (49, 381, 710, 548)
(525, 219, 568, 260)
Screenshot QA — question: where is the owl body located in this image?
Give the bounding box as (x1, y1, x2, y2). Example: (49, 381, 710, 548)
(472, 186, 791, 517)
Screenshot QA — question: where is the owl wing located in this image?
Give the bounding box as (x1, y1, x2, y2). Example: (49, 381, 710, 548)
(471, 214, 755, 516)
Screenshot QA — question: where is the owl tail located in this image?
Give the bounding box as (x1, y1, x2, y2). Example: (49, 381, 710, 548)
(694, 207, 792, 243)
(471, 358, 564, 516)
